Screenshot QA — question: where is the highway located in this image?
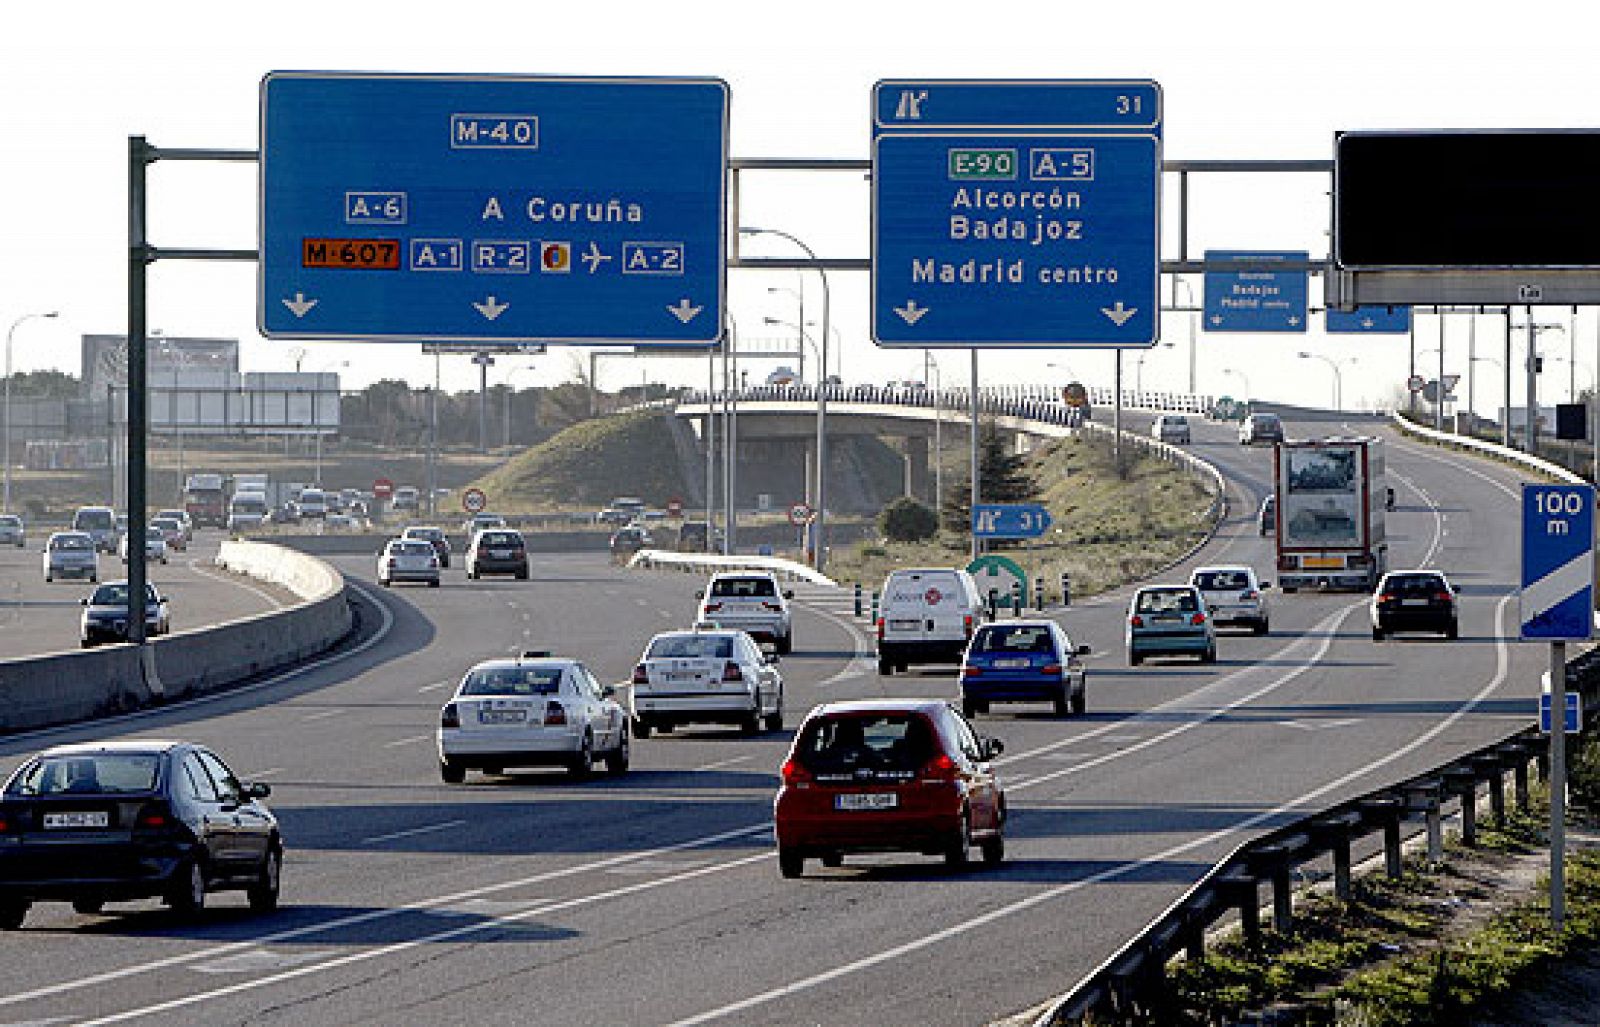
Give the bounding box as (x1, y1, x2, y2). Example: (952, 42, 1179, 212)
(0, 534, 300, 659)
(0, 417, 1544, 1026)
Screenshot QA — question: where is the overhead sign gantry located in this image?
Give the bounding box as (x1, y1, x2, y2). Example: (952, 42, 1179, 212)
(870, 79, 1162, 347)
(259, 72, 728, 346)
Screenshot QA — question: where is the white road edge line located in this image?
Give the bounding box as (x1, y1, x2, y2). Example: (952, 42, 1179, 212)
(185, 557, 286, 609)
(362, 819, 467, 845)
(383, 734, 430, 748)
(694, 755, 752, 772)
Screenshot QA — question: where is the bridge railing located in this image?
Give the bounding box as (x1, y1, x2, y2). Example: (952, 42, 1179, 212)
(673, 382, 1214, 415)
(1390, 411, 1584, 484)
(626, 547, 835, 586)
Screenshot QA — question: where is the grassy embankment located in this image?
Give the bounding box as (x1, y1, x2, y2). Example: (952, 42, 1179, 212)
(826, 431, 1218, 595)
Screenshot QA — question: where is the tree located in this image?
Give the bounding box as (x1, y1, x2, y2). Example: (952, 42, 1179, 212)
(941, 424, 1039, 533)
(879, 497, 938, 542)
(2, 369, 79, 399)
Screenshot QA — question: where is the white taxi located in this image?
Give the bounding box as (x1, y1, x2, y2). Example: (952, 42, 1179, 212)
(1189, 565, 1271, 635)
(630, 628, 784, 737)
(437, 654, 630, 783)
(695, 573, 794, 653)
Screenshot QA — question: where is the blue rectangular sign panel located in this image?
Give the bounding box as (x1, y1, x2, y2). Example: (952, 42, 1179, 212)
(1326, 305, 1412, 334)
(972, 503, 1054, 539)
(1520, 483, 1596, 640)
(260, 73, 728, 345)
(1203, 251, 1309, 332)
(1540, 691, 1582, 734)
(871, 80, 1161, 349)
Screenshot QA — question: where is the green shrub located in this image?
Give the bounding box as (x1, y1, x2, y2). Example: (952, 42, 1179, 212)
(1571, 733, 1600, 812)
(879, 497, 938, 542)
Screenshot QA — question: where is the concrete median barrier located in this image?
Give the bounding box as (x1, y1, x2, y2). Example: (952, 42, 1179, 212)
(0, 542, 352, 734)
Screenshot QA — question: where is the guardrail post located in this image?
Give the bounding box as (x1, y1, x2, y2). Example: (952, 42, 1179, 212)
(1034, 577, 1045, 611)
(987, 588, 999, 620)
(870, 591, 879, 623)
(1012, 581, 1023, 618)
(1061, 572, 1071, 607)
(1514, 757, 1531, 811)
(1444, 767, 1478, 847)
(1362, 797, 1404, 879)
(1403, 779, 1444, 866)
(1474, 754, 1507, 826)
(853, 582, 862, 617)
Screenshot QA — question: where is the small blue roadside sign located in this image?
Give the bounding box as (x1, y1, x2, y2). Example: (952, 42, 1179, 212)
(1520, 483, 1596, 641)
(871, 80, 1162, 348)
(972, 503, 1054, 539)
(1540, 691, 1582, 734)
(1326, 305, 1412, 334)
(260, 72, 728, 345)
(1202, 251, 1309, 333)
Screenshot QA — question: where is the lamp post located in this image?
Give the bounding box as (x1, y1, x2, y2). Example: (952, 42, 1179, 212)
(501, 364, 537, 448)
(1171, 276, 1199, 394)
(762, 317, 821, 376)
(313, 359, 348, 485)
(741, 225, 831, 571)
(4, 311, 60, 513)
(767, 280, 805, 381)
(1221, 368, 1251, 411)
(1295, 351, 1353, 412)
(925, 351, 943, 513)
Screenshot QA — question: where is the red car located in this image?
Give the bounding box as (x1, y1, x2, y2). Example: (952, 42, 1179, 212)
(774, 699, 1006, 877)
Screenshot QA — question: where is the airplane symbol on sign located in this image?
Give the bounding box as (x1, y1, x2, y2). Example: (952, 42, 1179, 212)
(580, 242, 611, 274)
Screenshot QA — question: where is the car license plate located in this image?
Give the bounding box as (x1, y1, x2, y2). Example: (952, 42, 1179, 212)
(478, 709, 527, 724)
(834, 793, 897, 811)
(44, 811, 109, 829)
(665, 671, 698, 683)
(890, 619, 919, 630)
(1401, 598, 1429, 607)
(491, 549, 511, 559)
(993, 658, 1032, 669)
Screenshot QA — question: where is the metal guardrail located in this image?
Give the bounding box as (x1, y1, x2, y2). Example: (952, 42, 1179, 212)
(1038, 643, 1600, 1025)
(626, 548, 836, 586)
(1390, 411, 1584, 484)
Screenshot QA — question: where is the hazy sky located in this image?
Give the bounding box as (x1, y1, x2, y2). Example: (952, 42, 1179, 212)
(4, 1, 1598, 415)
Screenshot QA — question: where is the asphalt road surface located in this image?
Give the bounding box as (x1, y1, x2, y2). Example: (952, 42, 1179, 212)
(0, 532, 300, 659)
(0, 419, 1545, 1026)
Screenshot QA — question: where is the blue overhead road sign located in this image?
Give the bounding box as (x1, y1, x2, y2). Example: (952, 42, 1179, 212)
(260, 73, 728, 345)
(1327, 305, 1412, 334)
(1203, 251, 1308, 332)
(972, 503, 1054, 539)
(1520, 483, 1595, 641)
(871, 79, 1162, 348)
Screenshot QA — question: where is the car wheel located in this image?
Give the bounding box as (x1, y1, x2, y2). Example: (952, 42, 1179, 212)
(1128, 652, 1142, 667)
(247, 846, 282, 913)
(877, 657, 893, 676)
(1446, 620, 1459, 640)
(516, 569, 529, 581)
(961, 697, 979, 719)
(166, 857, 207, 917)
(763, 703, 784, 733)
(778, 847, 804, 879)
(980, 834, 1005, 866)
(1255, 620, 1270, 636)
(379, 578, 391, 588)
(440, 759, 465, 784)
(1052, 690, 1071, 717)
(1201, 646, 1217, 664)
(631, 718, 652, 740)
(89, 574, 97, 583)
(569, 733, 594, 779)
(428, 578, 440, 588)
(72, 896, 105, 916)
(741, 708, 761, 736)
(0, 900, 28, 930)
(656, 721, 674, 734)
(1071, 684, 1086, 716)
(820, 851, 843, 869)
(1371, 627, 1385, 642)
(606, 730, 630, 775)
(44, 572, 51, 582)
(777, 633, 793, 656)
(944, 814, 972, 869)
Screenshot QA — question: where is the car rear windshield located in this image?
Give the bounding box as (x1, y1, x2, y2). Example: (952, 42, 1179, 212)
(0, 515, 20, 527)
(460, 667, 563, 696)
(1386, 574, 1446, 595)
(794, 714, 937, 775)
(1135, 589, 1200, 614)
(972, 625, 1055, 654)
(709, 577, 777, 598)
(1194, 570, 1250, 591)
(406, 528, 443, 541)
(479, 531, 520, 547)
(390, 541, 432, 556)
(51, 535, 92, 551)
(74, 510, 113, 530)
(6, 753, 161, 796)
(647, 634, 734, 660)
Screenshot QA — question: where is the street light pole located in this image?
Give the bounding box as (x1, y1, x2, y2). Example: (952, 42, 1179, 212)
(3, 311, 59, 513)
(742, 226, 830, 571)
(1296, 351, 1346, 412)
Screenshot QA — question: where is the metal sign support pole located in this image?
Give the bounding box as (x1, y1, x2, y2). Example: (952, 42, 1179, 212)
(1504, 308, 1514, 449)
(127, 137, 150, 644)
(1436, 314, 1446, 432)
(1551, 639, 1568, 930)
(1408, 317, 1418, 417)
(1527, 310, 1539, 454)
(1114, 351, 1125, 476)
(969, 349, 980, 561)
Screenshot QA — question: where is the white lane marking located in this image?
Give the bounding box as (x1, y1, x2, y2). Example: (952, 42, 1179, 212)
(184, 557, 287, 608)
(363, 820, 466, 845)
(1390, 469, 1445, 566)
(1280, 718, 1362, 732)
(245, 767, 285, 779)
(799, 600, 876, 687)
(417, 680, 451, 693)
(300, 710, 340, 722)
(195, 950, 335, 975)
(0, 579, 395, 749)
(669, 593, 1519, 1026)
(79, 851, 776, 1026)
(384, 734, 430, 748)
(694, 755, 752, 772)
(0, 821, 772, 1009)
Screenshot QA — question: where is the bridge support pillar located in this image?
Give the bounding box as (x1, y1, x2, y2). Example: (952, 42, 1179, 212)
(902, 435, 930, 501)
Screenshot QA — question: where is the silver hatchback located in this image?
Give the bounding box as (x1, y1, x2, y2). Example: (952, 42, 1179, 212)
(0, 515, 23, 548)
(43, 532, 98, 583)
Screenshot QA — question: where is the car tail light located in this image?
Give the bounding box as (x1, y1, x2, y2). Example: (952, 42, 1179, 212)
(440, 703, 460, 728)
(1378, 593, 1395, 604)
(722, 661, 743, 683)
(1240, 590, 1259, 601)
(631, 665, 649, 685)
(963, 614, 975, 637)
(922, 753, 959, 782)
(0, 813, 10, 834)
(761, 601, 782, 611)
(1042, 663, 1062, 676)
(544, 701, 567, 726)
(1130, 615, 1144, 628)
(133, 803, 173, 832)
(704, 602, 723, 613)
(876, 617, 885, 640)
(1190, 613, 1207, 626)
(780, 758, 813, 785)
(961, 664, 981, 678)
(1434, 591, 1453, 603)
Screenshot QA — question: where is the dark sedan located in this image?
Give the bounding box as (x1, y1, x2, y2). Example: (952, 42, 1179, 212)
(0, 740, 282, 926)
(466, 529, 529, 580)
(1370, 569, 1460, 640)
(80, 580, 170, 647)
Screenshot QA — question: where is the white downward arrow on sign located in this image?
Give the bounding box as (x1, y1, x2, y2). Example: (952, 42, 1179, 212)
(473, 296, 509, 320)
(282, 293, 318, 318)
(667, 299, 703, 323)
(894, 300, 928, 325)
(1101, 302, 1137, 327)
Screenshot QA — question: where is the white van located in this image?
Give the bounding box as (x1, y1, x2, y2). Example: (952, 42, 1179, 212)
(875, 567, 987, 675)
